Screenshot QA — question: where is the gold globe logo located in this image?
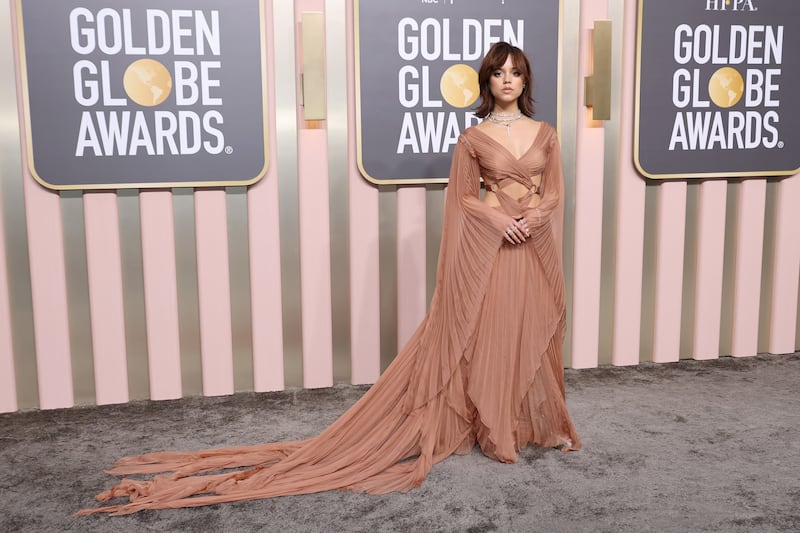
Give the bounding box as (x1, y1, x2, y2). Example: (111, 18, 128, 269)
(123, 59, 173, 107)
(440, 64, 479, 108)
(708, 67, 744, 108)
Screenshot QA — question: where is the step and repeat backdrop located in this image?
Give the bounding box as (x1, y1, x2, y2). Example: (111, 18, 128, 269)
(1, 0, 798, 414)
(636, 0, 800, 179)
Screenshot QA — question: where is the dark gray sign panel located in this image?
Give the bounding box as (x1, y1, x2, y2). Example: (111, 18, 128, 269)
(17, 0, 268, 190)
(635, 0, 800, 179)
(356, 0, 561, 184)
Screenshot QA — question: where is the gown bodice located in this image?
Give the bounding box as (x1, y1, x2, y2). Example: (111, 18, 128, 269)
(461, 123, 553, 218)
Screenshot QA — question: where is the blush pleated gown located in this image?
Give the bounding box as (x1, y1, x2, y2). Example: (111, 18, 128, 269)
(77, 121, 580, 516)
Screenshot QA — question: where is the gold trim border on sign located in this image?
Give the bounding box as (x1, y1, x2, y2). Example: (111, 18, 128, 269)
(14, 0, 271, 191)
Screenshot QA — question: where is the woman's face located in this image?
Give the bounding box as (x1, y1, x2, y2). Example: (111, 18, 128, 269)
(488, 55, 524, 108)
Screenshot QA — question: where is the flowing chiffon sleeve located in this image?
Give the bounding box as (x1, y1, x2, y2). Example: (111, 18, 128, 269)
(403, 134, 512, 412)
(528, 128, 564, 246)
(524, 127, 566, 331)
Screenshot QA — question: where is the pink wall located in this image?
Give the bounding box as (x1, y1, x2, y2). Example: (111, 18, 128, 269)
(570, 0, 608, 369)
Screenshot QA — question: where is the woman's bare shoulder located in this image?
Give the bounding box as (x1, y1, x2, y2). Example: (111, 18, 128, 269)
(463, 122, 490, 139)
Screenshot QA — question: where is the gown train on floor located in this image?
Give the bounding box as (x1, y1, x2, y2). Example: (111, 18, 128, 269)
(77, 121, 580, 516)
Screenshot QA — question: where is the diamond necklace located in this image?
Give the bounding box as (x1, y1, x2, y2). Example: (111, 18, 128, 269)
(486, 111, 523, 137)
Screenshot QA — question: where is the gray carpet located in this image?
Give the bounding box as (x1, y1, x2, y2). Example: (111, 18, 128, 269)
(1, 353, 798, 532)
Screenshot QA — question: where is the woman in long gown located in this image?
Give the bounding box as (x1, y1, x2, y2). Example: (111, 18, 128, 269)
(77, 41, 580, 516)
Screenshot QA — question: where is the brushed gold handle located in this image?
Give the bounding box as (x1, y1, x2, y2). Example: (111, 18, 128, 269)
(584, 20, 612, 121)
(301, 11, 326, 121)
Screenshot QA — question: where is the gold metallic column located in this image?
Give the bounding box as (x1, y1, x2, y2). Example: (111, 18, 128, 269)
(59, 191, 95, 404)
(1, 6, 37, 408)
(325, 0, 352, 384)
(598, 0, 625, 364)
(227, 186, 255, 391)
(274, 0, 303, 387)
(172, 187, 203, 396)
(560, 0, 581, 365)
(117, 190, 150, 400)
(379, 185, 398, 372)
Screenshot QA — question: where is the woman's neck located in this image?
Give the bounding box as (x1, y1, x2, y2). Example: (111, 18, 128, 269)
(492, 104, 520, 115)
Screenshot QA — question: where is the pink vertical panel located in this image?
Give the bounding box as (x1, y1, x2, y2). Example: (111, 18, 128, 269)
(248, 171, 285, 392)
(570, 0, 607, 369)
(767, 174, 800, 354)
(140, 191, 182, 400)
(651, 182, 687, 363)
(612, 0, 647, 366)
(13, 0, 73, 409)
(730, 180, 767, 357)
(348, 172, 380, 385)
(23, 179, 73, 409)
(691, 180, 727, 359)
(0, 183, 16, 413)
(194, 189, 234, 395)
(248, 175, 284, 391)
(396, 186, 427, 348)
(249, 0, 284, 392)
(347, 0, 380, 385)
(298, 129, 334, 388)
(83, 193, 129, 404)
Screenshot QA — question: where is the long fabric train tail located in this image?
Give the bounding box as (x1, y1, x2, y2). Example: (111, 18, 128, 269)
(77, 125, 580, 516)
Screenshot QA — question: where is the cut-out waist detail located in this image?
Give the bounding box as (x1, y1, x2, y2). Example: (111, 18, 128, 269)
(483, 191, 542, 215)
(487, 181, 539, 195)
